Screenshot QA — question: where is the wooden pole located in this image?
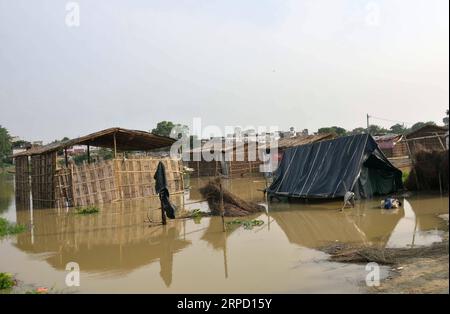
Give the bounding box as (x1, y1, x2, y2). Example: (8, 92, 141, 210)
(87, 145, 91, 164)
(405, 139, 420, 190)
(113, 132, 117, 158)
(223, 232, 228, 278)
(64, 149, 68, 167)
(219, 177, 225, 232)
(160, 196, 167, 225)
(366, 114, 370, 133)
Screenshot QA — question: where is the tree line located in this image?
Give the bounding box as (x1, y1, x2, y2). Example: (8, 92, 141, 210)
(318, 121, 439, 137)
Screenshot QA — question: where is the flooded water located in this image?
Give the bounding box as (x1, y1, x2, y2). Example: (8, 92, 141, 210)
(0, 174, 448, 293)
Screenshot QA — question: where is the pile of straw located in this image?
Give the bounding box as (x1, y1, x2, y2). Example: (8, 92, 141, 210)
(405, 149, 448, 191)
(323, 241, 449, 265)
(199, 180, 265, 217)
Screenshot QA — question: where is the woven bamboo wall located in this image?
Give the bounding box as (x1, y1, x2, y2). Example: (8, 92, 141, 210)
(187, 144, 264, 178)
(30, 152, 56, 209)
(115, 158, 183, 200)
(55, 167, 74, 208)
(186, 159, 220, 177)
(70, 160, 118, 207)
(60, 157, 183, 207)
(14, 156, 30, 207)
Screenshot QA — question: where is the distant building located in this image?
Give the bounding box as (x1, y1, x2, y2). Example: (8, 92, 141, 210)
(296, 129, 309, 136)
(279, 127, 300, 138)
(12, 148, 27, 157)
(65, 145, 87, 155)
(373, 134, 405, 158)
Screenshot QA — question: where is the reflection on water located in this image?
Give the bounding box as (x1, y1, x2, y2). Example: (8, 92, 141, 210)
(0, 176, 448, 293)
(386, 199, 444, 248)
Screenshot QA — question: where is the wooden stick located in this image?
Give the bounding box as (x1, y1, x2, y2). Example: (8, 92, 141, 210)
(219, 177, 225, 232)
(64, 148, 68, 167)
(160, 198, 167, 225)
(113, 133, 117, 158)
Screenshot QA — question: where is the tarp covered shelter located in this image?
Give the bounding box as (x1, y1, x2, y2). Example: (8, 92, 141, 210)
(268, 134, 403, 199)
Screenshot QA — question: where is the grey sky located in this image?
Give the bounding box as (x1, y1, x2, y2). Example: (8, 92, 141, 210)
(0, 0, 448, 142)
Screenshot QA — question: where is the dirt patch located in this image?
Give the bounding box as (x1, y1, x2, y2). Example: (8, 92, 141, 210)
(371, 255, 449, 294)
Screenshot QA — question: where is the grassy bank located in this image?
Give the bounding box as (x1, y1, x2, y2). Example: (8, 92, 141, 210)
(0, 165, 14, 175)
(0, 217, 26, 237)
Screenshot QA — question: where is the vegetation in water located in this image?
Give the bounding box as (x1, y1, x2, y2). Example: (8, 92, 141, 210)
(75, 206, 100, 215)
(0, 217, 26, 237)
(0, 273, 16, 290)
(402, 170, 410, 184)
(226, 219, 264, 230)
(190, 209, 203, 224)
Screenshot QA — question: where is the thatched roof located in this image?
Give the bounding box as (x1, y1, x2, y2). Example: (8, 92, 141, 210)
(405, 124, 448, 139)
(277, 133, 335, 150)
(186, 133, 336, 154)
(13, 127, 176, 157)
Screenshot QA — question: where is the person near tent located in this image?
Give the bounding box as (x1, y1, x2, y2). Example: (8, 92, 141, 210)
(340, 191, 356, 211)
(381, 197, 402, 209)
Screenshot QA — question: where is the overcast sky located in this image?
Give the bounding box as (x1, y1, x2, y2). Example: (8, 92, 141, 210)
(0, 0, 448, 142)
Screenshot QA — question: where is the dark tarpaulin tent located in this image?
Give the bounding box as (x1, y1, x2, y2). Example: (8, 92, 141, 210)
(268, 134, 403, 199)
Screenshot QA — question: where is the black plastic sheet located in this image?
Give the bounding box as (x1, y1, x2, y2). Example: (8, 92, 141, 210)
(268, 134, 403, 199)
(154, 162, 176, 219)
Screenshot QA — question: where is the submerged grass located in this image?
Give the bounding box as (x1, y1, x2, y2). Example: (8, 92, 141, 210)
(75, 206, 100, 215)
(0, 217, 26, 237)
(0, 273, 16, 290)
(226, 219, 264, 230)
(190, 209, 203, 224)
(402, 170, 410, 184)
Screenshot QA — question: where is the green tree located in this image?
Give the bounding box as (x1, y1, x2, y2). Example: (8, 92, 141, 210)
(152, 121, 176, 137)
(0, 126, 12, 167)
(152, 121, 188, 139)
(11, 140, 31, 149)
(348, 127, 366, 135)
(443, 109, 449, 126)
(367, 124, 389, 135)
(389, 123, 407, 134)
(410, 121, 436, 132)
(317, 126, 347, 137)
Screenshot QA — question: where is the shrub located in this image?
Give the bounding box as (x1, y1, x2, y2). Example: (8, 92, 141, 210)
(75, 206, 100, 215)
(0, 273, 15, 290)
(0, 217, 26, 237)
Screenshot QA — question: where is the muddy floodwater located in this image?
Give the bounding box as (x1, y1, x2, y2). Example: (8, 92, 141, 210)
(0, 174, 448, 293)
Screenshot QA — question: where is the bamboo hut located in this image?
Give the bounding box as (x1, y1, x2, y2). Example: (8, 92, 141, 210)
(374, 125, 448, 172)
(186, 133, 335, 178)
(13, 128, 184, 209)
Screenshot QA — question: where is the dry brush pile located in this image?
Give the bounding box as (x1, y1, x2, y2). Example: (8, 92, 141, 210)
(199, 180, 265, 217)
